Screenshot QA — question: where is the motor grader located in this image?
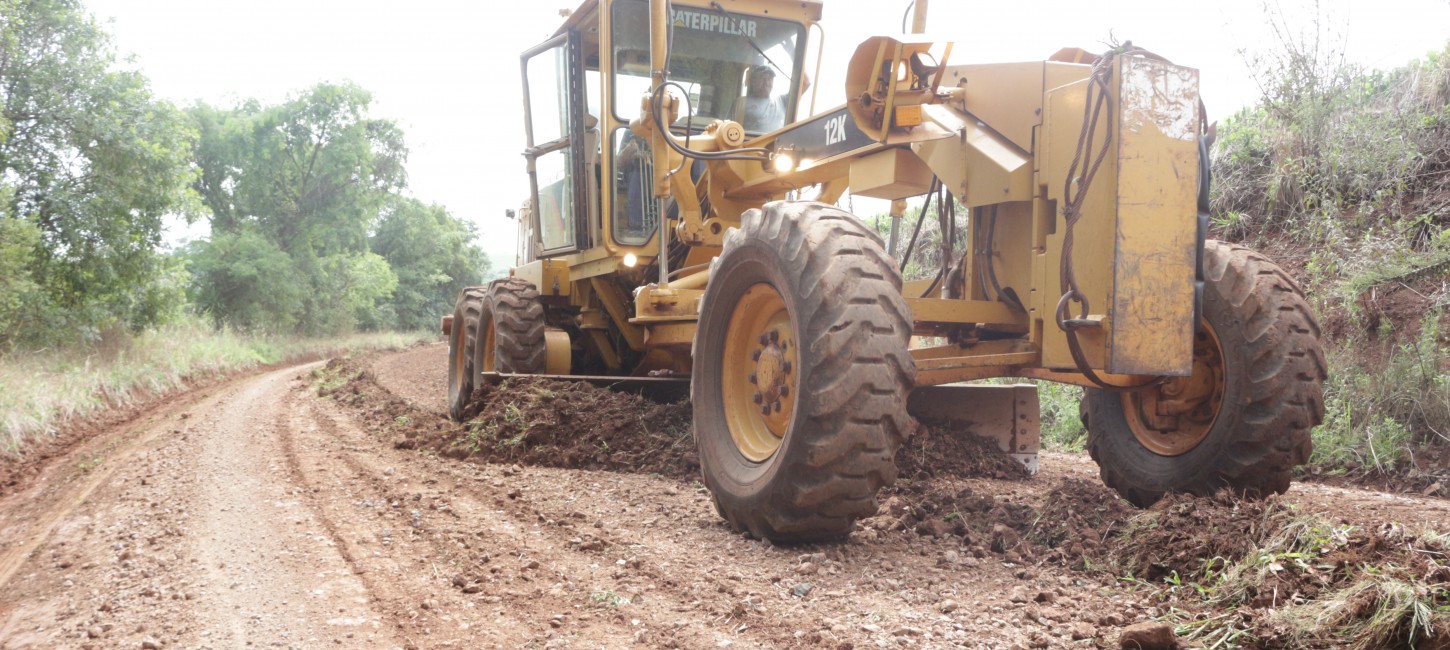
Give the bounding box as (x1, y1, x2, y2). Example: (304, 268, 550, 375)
(443, 0, 1326, 542)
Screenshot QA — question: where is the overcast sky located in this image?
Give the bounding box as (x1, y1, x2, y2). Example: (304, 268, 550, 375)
(84, 0, 1450, 260)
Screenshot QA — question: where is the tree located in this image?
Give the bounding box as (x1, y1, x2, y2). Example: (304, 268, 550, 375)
(189, 83, 408, 334)
(0, 0, 200, 348)
(0, 191, 44, 349)
(369, 197, 490, 330)
(184, 228, 306, 332)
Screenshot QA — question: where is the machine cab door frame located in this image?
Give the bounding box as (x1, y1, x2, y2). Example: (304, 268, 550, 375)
(521, 30, 589, 258)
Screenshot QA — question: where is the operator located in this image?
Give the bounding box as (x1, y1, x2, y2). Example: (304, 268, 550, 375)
(740, 64, 787, 132)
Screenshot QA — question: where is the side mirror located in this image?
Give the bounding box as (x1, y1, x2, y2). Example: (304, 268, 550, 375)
(505, 209, 516, 220)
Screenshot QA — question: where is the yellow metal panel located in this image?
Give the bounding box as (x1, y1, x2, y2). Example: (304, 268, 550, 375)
(942, 61, 1048, 152)
(915, 351, 1038, 372)
(571, 254, 622, 280)
(513, 259, 571, 297)
(545, 329, 573, 375)
(1039, 76, 1115, 372)
(1107, 58, 1199, 376)
(912, 112, 1032, 208)
(590, 277, 645, 351)
(895, 105, 923, 127)
(1036, 58, 1200, 376)
(849, 148, 934, 200)
(905, 298, 1028, 327)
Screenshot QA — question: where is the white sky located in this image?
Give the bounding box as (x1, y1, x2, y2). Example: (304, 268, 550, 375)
(84, 0, 1450, 260)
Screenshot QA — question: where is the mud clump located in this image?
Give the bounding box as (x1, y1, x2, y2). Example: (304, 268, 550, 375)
(314, 359, 698, 479)
(1114, 491, 1291, 582)
(1030, 478, 1135, 565)
(896, 418, 1032, 481)
(440, 377, 697, 479)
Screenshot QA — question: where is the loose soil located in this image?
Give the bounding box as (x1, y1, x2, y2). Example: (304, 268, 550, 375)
(2, 342, 1448, 649)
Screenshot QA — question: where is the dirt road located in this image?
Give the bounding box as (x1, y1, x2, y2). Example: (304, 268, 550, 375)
(1, 344, 1446, 649)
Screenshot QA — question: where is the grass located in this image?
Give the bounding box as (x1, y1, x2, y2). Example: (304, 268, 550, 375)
(1126, 503, 1450, 650)
(0, 317, 429, 453)
(1311, 312, 1450, 474)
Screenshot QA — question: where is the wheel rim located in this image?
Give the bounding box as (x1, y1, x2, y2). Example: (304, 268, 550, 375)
(721, 283, 799, 463)
(1121, 323, 1227, 456)
(451, 326, 469, 394)
(482, 319, 498, 373)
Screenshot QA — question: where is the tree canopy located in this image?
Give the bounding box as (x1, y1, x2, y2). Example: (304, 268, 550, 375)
(0, 1, 494, 351)
(1, 0, 200, 348)
(185, 83, 487, 336)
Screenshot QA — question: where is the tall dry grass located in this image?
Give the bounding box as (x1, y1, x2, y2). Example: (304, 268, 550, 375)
(0, 318, 429, 453)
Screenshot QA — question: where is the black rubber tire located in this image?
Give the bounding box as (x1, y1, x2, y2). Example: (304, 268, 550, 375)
(692, 201, 916, 542)
(447, 287, 487, 421)
(473, 277, 547, 385)
(1083, 240, 1326, 506)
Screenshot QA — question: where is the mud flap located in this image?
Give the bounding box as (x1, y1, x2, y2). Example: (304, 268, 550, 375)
(906, 384, 1041, 474)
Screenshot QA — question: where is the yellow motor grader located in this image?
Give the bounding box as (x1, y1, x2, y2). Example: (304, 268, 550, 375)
(443, 0, 1326, 541)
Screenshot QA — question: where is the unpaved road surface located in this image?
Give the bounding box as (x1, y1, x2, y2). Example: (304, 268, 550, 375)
(1, 344, 1447, 650)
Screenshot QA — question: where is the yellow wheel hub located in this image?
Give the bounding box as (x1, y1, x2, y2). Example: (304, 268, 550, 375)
(1122, 324, 1226, 456)
(453, 331, 469, 384)
(721, 283, 799, 463)
(482, 320, 497, 373)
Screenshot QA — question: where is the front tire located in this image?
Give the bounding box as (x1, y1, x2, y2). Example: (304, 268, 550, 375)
(447, 288, 487, 421)
(693, 201, 915, 542)
(1083, 240, 1326, 506)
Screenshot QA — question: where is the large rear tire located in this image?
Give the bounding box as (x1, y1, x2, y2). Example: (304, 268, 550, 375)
(447, 288, 487, 421)
(693, 201, 915, 542)
(1083, 240, 1326, 506)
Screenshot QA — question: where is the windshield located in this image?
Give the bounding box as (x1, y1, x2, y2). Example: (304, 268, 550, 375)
(611, 0, 806, 134)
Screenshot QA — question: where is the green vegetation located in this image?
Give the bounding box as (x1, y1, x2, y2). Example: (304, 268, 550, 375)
(0, 1, 494, 452)
(1313, 313, 1449, 474)
(0, 318, 427, 452)
(1211, 11, 1450, 475)
(1, 1, 493, 356)
(1, 0, 201, 351)
(1123, 504, 1450, 650)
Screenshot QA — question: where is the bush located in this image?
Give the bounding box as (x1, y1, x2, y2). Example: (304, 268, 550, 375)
(1312, 313, 1450, 473)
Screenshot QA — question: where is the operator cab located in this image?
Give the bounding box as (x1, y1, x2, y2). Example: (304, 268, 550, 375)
(517, 0, 812, 263)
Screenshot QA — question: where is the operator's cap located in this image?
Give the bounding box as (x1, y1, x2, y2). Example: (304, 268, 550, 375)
(750, 64, 775, 77)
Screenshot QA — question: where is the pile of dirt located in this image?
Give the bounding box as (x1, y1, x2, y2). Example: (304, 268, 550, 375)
(1110, 493, 1450, 649)
(315, 359, 699, 479)
(443, 376, 697, 479)
(896, 418, 1032, 481)
(1030, 478, 1136, 566)
(1112, 491, 1292, 582)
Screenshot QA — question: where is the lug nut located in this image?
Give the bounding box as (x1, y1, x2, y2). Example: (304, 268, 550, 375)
(748, 372, 757, 384)
(761, 405, 771, 415)
(780, 385, 789, 397)
(751, 350, 761, 361)
(773, 401, 782, 413)
(769, 330, 779, 343)
(759, 333, 770, 345)
(782, 361, 792, 374)
(753, 392, 763, 404)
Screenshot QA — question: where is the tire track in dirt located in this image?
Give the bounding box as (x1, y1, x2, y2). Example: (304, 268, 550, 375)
(0, 380, 232, 595)
(180, 363, 404, 648)
(297, 380, 741, 648)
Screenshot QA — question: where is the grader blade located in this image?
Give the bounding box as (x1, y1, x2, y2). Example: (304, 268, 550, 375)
(907, 384, 1041, 474)
(479, 372, 690, 403)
